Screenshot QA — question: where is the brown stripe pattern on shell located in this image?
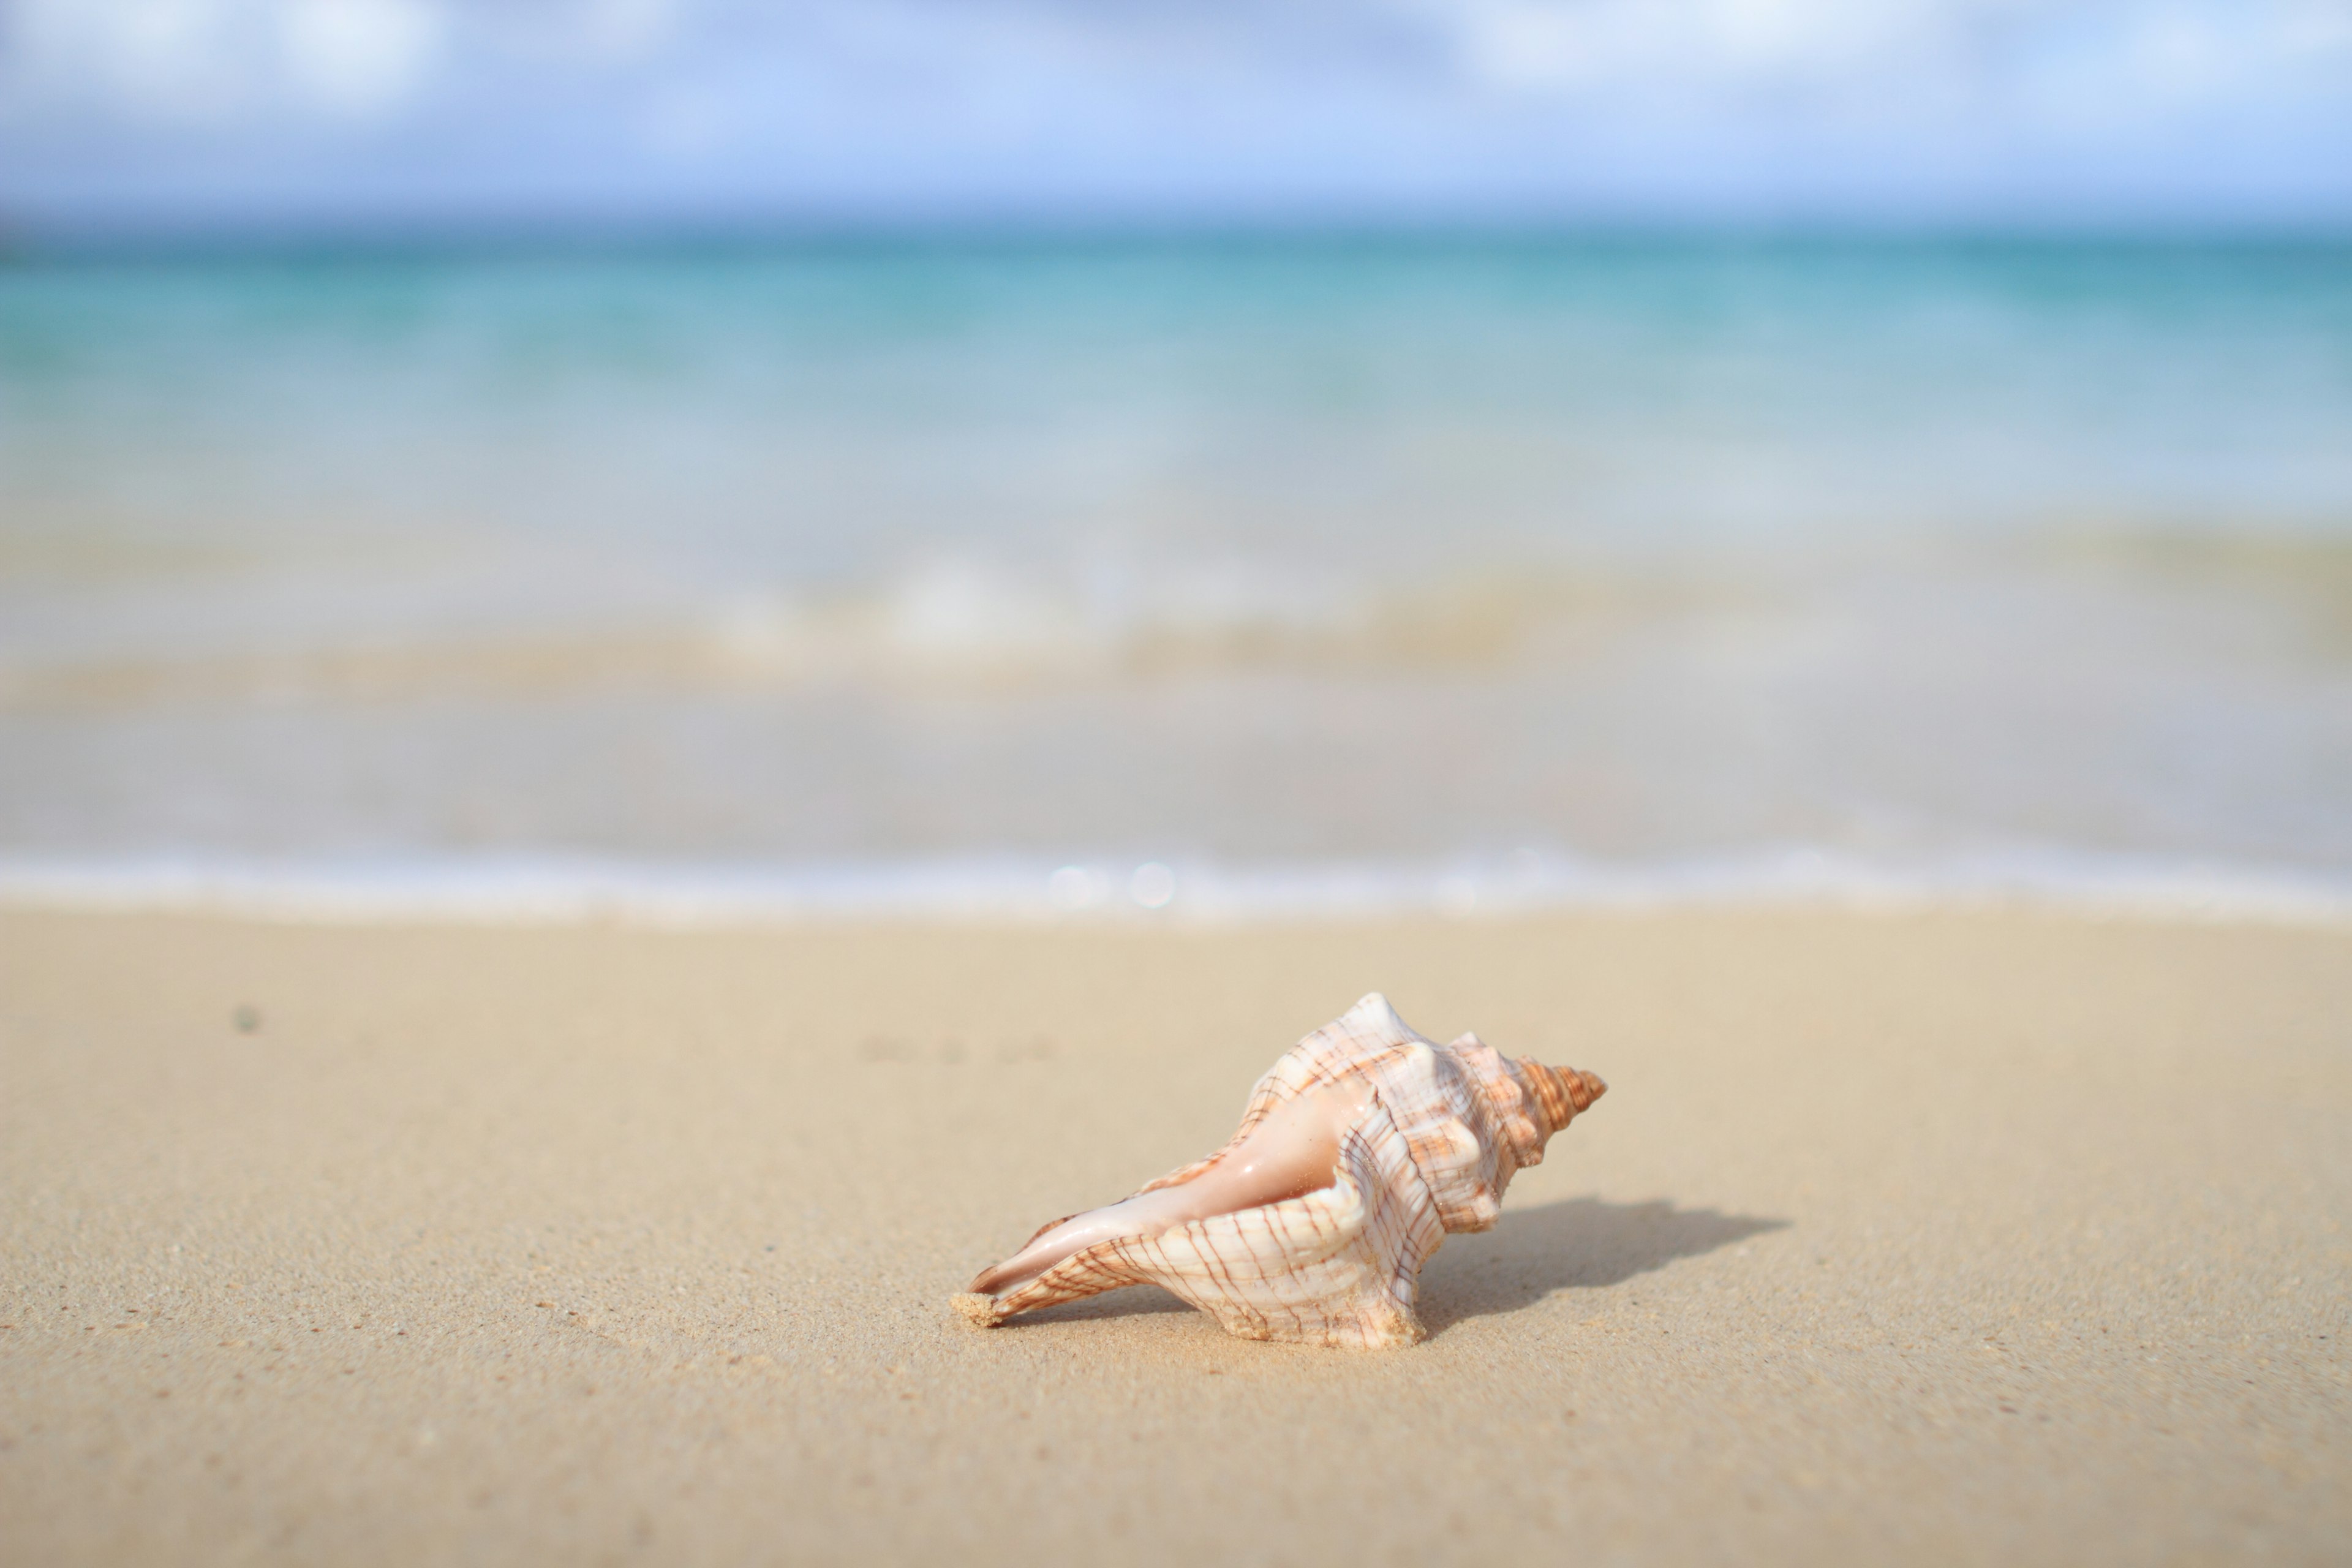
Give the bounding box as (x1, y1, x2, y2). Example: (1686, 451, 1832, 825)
(952, 993, 1607, 1350)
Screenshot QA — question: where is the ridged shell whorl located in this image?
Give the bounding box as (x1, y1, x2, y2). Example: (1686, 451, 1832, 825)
(952, 993, 1608, 1350)
(1204, 994, 1580, 1232)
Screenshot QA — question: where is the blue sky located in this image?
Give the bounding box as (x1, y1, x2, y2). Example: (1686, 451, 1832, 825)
(4, 0, 2349, 231)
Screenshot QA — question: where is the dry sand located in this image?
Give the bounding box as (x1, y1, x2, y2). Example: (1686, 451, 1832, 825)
(2, 908, 2346, 1565)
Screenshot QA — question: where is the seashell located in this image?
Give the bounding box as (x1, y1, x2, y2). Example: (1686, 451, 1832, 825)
(952, 993, 1607, 1349)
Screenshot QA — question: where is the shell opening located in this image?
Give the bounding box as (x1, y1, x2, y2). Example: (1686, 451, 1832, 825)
(968, 1077, 1377, 1297)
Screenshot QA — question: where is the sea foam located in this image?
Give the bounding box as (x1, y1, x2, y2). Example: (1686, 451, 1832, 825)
(3, 846, 2345, 929)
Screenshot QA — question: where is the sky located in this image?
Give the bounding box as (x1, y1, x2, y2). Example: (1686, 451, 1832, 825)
(2, 0, 2350, 233)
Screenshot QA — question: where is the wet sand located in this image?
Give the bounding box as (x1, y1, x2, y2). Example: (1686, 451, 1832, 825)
(2, 908, 2346, 1565)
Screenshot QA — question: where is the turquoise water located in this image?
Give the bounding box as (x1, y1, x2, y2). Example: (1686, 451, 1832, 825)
(3, 238, 2350, 914)
(9, 238, 2351, 556)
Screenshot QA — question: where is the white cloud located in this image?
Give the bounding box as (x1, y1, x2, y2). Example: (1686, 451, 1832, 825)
(1396, 0, 2352, 111)
(5, 0, 445, 121)
(279, 0, 443, 116)
(581, 0, 684, 59)
(8, 0, 259, 121)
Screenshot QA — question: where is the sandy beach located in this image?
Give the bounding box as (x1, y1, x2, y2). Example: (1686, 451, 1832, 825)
(2, 907, 2346, 1564)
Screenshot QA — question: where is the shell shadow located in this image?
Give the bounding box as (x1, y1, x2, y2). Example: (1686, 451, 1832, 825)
(1416, 1196, 1787, 1336)
(980, 1196, 1784, 1337)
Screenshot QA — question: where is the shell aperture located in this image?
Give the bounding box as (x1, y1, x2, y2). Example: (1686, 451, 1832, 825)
(969, 1076, 1379, 1297)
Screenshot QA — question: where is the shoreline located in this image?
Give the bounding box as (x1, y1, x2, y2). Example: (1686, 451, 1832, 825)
(3, 907, 2346, 1564)
(3, 845, 2349, 930)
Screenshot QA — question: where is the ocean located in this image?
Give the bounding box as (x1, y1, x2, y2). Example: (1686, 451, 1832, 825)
(3, 235, 2349, 921)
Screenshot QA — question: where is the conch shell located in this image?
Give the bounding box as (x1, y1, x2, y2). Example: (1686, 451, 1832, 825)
(952, 993, 1606, 1349)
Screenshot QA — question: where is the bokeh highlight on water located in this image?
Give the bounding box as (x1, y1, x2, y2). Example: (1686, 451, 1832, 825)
(3, 237, 2350, 919)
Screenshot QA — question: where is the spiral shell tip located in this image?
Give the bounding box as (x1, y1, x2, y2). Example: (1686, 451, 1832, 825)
(1517, 1058, 1607, 1131)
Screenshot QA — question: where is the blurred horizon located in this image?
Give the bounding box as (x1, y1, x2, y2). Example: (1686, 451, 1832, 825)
(12, 217, 2352, 260)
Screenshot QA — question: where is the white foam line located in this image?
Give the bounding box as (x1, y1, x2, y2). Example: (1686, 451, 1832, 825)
(1, 847, 2349, 930)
